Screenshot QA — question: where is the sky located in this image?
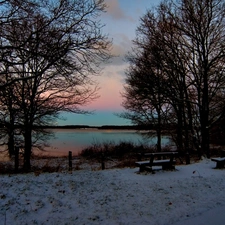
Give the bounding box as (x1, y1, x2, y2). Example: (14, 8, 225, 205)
(58, 0, 161, 126)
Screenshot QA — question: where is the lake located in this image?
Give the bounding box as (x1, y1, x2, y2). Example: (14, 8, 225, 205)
(0, 128, 172, 160)
(40, 128, 171, 157)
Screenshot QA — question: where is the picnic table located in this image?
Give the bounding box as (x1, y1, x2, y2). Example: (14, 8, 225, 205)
(135, 151, 179, 172)
(211, 150, 225, 168)
(211, 157, 225, 168)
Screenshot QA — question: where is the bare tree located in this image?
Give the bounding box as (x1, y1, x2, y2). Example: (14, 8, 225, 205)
(123, 37, 168, 152)
(0, 0, 111, 170)
(122, 4, 190, 153)
(173, 0, 225, 157)
(122, 0, 225, 158)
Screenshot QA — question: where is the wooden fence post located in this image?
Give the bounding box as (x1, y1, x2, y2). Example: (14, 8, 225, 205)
(68, 151, 72, 171)
(186, 152, 190, 165)
(15, 146, 19, 172)
(101, 152, 105, 170)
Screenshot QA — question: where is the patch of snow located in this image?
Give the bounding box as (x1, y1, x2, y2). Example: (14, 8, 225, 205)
(0, 159, 225, 225)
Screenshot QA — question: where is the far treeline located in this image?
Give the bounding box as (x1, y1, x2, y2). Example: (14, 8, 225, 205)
(28, 125, 160, 130)
(121, 0, 225, 158)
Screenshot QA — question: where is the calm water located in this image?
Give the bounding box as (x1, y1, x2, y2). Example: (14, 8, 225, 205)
(0, 128, 171, 160)
(41, 128, 171, 157)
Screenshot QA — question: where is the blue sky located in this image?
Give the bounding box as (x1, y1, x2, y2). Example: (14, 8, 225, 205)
(58, 0, 161, 126)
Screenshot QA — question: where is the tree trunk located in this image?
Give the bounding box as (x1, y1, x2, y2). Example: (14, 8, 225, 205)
(23, 128, 32, 171)
(8, 100, 15, 157)
(200, 67, 210, 158)
(156, 108, 162, 152)
(8, 131, 14, 157)
(177, 104, 183, 153)
(201, 109, 210, 158)
(156, 125, 162, 152)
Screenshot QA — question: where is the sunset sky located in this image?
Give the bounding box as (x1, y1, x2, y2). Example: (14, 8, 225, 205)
(58, 0, 161, 126)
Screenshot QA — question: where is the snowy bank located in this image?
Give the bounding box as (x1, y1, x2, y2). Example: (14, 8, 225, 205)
(1, 159, 225, 225)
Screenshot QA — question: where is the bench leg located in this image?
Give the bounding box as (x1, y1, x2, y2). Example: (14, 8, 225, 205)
(139, 165, 152, 172)
(139, 165, 145, 172)
(145, 166, 152, 172)
(216, 161, 225, 169)
(162, 164, 175, 170)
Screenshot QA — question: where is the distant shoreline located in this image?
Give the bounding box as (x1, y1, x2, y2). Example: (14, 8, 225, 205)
(0, 124, 173, 131)
(37, 125, 154, 130)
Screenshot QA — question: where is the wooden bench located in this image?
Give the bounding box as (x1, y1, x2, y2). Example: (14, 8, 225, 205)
(135, 152, 178, 172)
(211, 157, 225, 168)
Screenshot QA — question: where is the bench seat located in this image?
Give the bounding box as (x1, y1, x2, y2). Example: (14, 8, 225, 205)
(136, 159, 176, 172)
(211, 157, 225, 168)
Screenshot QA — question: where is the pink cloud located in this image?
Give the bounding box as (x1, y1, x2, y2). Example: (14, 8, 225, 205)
(84, 65, 127, 111)
(104, 0, 134, 22)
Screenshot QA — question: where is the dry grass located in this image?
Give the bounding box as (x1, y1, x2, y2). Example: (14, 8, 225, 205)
(2, 141, 220, 174)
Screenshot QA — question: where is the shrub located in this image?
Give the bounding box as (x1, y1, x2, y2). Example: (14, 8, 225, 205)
(80, 141, 155, 160)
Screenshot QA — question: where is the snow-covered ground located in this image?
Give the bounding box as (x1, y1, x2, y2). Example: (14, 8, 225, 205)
(1, 158, 225, 225)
